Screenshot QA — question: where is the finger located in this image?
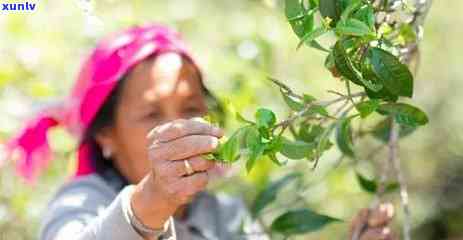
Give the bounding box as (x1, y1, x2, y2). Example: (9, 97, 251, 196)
(147, 119, 223, 143)
(360, 227, 394, 240)
(350, 208, 370, 237)
(169, 156, 216, 176)
(149, 135, 219, 161)
(368, 203, 394, 227)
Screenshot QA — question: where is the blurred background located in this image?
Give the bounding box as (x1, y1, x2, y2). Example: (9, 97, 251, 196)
(0, 0, 462, 239)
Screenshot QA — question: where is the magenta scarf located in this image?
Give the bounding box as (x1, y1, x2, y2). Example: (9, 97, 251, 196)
(6, 24, 201, 183)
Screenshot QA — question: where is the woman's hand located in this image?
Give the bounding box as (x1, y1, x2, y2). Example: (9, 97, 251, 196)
(130, 118, 223, 229)
(349, 203, 397, 240)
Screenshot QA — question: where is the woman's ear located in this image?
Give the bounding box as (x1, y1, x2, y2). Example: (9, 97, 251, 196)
(94, 127, 117, 159)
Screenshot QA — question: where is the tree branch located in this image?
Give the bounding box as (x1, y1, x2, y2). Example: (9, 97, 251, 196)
(389, 119, 412, 240)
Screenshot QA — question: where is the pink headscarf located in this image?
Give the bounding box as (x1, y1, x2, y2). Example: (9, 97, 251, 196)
(6, 24, 202, 183)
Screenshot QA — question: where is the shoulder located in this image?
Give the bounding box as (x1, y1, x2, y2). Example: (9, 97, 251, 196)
(40, 174, 118, 239)
(49, 174, 117, 213)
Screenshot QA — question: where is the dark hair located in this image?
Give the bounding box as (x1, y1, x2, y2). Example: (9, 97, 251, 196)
(82, 57, 225, 176)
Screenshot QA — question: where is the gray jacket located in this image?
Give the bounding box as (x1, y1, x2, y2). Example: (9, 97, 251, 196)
(39, 171, 268, 240)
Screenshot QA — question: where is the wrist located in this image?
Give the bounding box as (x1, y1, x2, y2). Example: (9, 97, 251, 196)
(130, 173, 176, 229)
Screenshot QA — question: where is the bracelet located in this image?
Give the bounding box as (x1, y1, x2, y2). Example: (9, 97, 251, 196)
(124, 186, 171, 239)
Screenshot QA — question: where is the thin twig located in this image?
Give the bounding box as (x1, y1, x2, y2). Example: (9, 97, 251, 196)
(317, 92, 365, 107)
(268, 77, 303, 100)
(389, 119, 411, 240)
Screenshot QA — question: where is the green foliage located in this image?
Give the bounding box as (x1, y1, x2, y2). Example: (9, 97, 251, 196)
(377, 103, 429, 127)
(280, 137, 316, 160)
(372, 118, 417, 142)
(255, 108, 277, 129)
(369, 47, 414, 97)
(356, 172, 400, 194)
(336, 116, 355, 157)
(0, 0, 436, 238)
(356, 172, 378, 193)
(355, 99, 380, 118)
(251, 173, 302, 217)
(271, 208, 341, 235)
(206, 0, 431, 236)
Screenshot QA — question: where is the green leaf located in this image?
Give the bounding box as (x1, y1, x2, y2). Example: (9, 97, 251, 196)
(280, 137, 316, 160)
(333, 41, 362, 84)
(356, 173, 377, 193)
(297, 27, 328, 50)
(365, 86, 398, 102)
(314, 124, 335, 161)
(281, 89, 305, 111)
(336, 117, 355, 157)
(251, 173, 302, 217)
(268, 152, 283, 166)
(308, 40, 330, 52)
(355, 99, 380, 118)
(369, 47, 414, 97)
(244, 126, 265, 172)
(271, 209, 341, 235)
(377, 103, 429, 127)
(353, 5, 375, 30)
(308, 0, 319, 9)
(299, 123, 324, 143)
(372, 118, 417, 142)
(303, 94, 317, 103)
(333, 41, 382, 92)
(336, 18, 374, 37)
(288, 6, 316, 39)
(325, 50, 336, 70)
(340, 0, 362, 22)
(219, 129, 242, 162)
(255, 108, 277, 129)
(292, 15, 315, 39)
(246, 143, 266, 172)
(356, 173, 400, 194)
(245, 126, 261, 148)
(319, 0, 342, 26)
(360, 59, 389, 95)
(285, 0, 304, 20)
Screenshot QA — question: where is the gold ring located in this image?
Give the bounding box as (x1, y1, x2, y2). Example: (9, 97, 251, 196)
(184, 160, 194, 175)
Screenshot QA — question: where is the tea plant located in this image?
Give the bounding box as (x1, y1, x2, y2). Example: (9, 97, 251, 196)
(208, 0, 433, 239)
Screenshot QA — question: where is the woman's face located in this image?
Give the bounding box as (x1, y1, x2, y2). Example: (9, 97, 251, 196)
(96, 53, 208, 183)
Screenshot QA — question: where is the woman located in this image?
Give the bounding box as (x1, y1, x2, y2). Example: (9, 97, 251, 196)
(7, 24, 395, 240)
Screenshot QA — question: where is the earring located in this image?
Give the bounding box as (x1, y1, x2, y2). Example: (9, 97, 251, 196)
(102, 147, 112, 159)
